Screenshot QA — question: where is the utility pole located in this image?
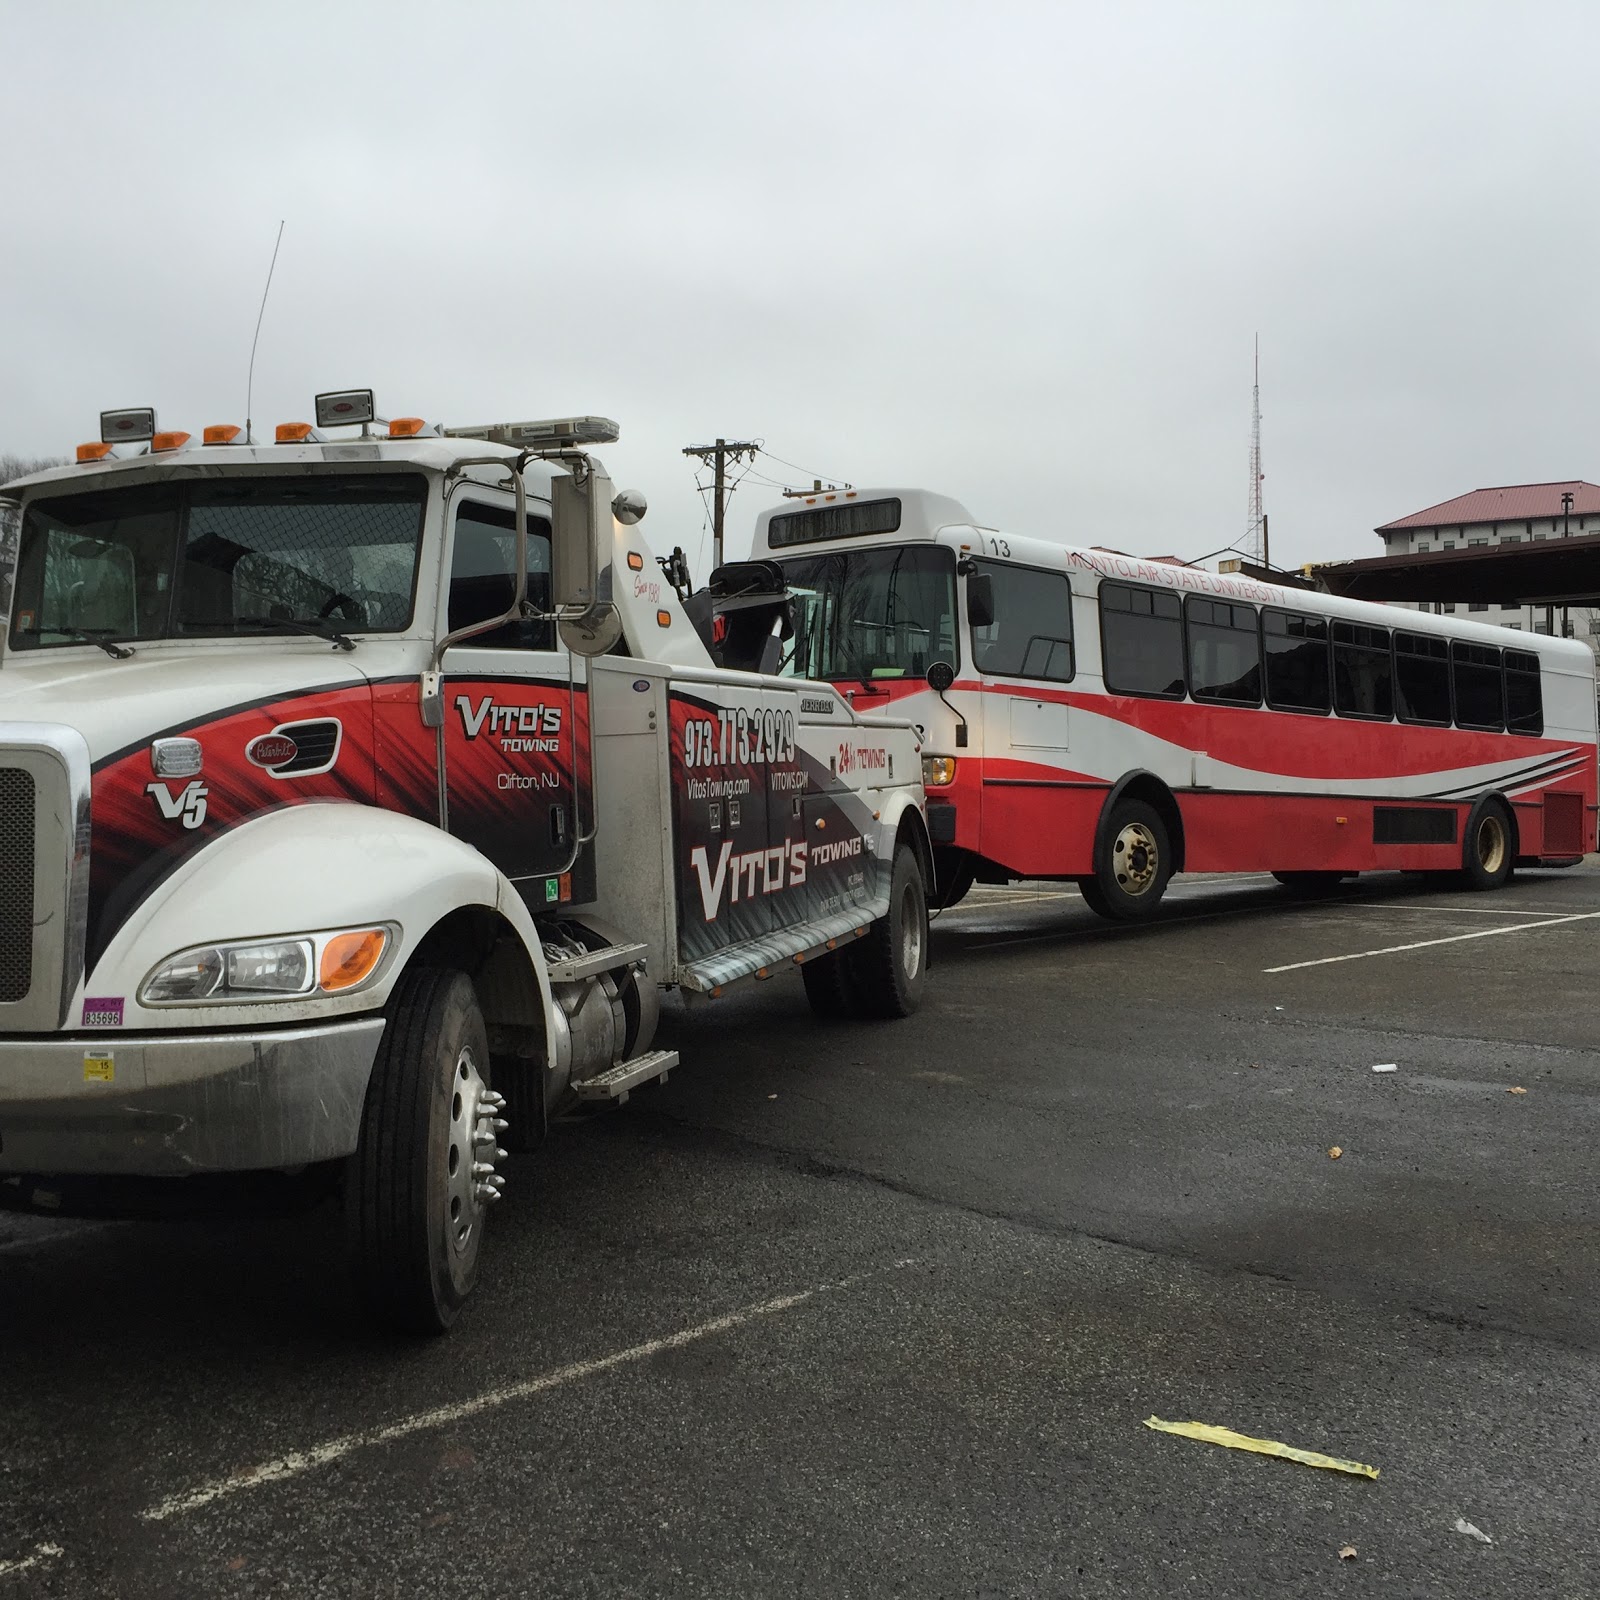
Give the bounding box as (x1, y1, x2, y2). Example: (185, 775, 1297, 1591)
(682, 438, 758, 572)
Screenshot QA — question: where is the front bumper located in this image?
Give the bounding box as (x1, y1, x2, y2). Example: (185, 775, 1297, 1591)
(0, 1018, 386, 1177)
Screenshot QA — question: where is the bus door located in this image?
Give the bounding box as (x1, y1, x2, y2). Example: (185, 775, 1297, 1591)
(968, 557, 1078, 875)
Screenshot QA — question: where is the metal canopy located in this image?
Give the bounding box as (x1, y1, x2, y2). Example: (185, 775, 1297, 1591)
(1308, 534, 1600, 605)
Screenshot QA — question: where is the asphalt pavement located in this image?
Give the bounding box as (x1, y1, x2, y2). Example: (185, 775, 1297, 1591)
(2, 865, 1598, 1598)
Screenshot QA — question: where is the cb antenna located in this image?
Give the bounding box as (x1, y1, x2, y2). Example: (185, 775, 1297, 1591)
(244, 220, 285, 445)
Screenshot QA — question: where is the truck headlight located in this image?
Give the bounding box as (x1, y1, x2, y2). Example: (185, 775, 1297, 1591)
(140, 925, 395, 1006)
(922, 755, 957, 787)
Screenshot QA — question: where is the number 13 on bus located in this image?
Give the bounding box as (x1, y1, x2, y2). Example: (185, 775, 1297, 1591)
(754, 488, 1597, 916)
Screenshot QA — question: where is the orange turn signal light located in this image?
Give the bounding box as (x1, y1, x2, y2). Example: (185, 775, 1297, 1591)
(627, 551, 644, 571)
(276, 422, 315, 443)
(76, 441, 113, 463)
(388, 417, 425, 438)
(151, 430, 190, 453)
(319, 929, 389, 992)
(203, 424, 242, 445)
(656, 609, 672, 628)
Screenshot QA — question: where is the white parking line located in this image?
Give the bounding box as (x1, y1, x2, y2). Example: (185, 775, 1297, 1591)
(1265, 912, 1600, 973)
(0, 1542, 64, 1579)
(1378, 905, 1574, 917)
(140, 1259, 917, 1524)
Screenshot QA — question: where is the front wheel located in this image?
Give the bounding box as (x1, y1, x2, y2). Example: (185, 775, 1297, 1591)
(1461, 801, 1514, 891)
(1082, 799, 1171, 921)
(344, 967, 505, 1335)
(847, 842, 929, 1018)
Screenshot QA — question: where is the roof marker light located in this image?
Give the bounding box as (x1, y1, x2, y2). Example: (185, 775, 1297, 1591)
(150, 431, 191, 453)
(77, 441, 113, 463)
(203, 424, 242, 445)
(388, 417, 427, 438)
(314, 388, 375, 429)
(100, 407, 156, 444)
(275, 422, 318, 444)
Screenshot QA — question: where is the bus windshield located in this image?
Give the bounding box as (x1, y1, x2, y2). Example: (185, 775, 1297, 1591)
(774, 544, 957, 683)
(7, 473, 427, 652)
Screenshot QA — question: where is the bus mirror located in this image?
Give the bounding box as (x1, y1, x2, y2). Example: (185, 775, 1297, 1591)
(927, 661, 955, 693)
(966, 573, 995, 629)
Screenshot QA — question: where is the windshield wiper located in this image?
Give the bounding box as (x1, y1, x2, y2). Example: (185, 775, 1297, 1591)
(32, 627, 135, 660)
(235, 616, 357, 652)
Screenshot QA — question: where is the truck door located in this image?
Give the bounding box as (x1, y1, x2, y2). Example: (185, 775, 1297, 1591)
(438, 489, 593, 909)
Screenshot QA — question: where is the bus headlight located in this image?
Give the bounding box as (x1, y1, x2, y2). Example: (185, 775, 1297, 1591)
(922, 756, 957, 787)
(140, 925, 396, 1005)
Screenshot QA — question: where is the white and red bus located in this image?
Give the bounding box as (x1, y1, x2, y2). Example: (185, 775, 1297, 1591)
(748, 488, 1598, 917)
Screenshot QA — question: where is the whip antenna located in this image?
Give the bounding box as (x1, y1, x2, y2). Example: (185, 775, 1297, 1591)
(244, 220, 285, 445)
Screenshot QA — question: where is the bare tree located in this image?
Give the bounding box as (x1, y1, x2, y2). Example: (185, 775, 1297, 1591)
(1, 453, 68, 616)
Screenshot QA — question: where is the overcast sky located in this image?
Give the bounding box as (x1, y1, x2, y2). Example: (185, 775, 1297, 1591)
(4, 1, 1598, 576)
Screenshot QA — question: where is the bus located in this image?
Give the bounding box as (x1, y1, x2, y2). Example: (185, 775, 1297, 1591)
(748, 488, 1598, 918)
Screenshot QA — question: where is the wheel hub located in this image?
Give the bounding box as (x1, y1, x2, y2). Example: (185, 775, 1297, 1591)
(445, 1046, 508, 1256)
(899, 880, 924, 979)
(1113, 822, 1159, 894)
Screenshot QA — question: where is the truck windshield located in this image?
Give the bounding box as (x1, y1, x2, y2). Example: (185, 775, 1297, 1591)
(6, 473, 427, 652)
(775, 544, 958, 683)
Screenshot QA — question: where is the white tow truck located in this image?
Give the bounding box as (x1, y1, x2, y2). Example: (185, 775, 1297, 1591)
(0, 392, 933, 1332)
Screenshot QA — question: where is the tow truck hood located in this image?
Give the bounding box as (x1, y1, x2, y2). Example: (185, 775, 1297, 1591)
(0, 646, 373, 763)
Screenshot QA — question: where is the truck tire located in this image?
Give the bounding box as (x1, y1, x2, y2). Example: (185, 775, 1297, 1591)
(800, 947, 866, 1019)
(345, 968, 502, 1335)
(1461, 799, 1514, 891)
(847, 842, 929, 1018)
(1080, 799, 1171, 921)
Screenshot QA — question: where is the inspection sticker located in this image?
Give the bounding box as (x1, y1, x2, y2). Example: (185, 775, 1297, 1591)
(82, 997, 124, 1027)
(83, 1053, 115, 1084)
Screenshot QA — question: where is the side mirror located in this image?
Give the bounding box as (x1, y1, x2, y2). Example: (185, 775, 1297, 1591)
(550, 463, 607, 610)
(927, 660, 955, 693)
(966, 572, 995, 629)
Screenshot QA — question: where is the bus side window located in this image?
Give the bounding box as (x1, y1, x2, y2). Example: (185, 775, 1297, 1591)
(1452, 641, 1504, 730)
(1332, 621, 1393, 720)
(1099, 582, 1185, 697)
(1394, 631, 1452, 726)
(1263, 609, 1330, 713)
(1504, 649, 1543, 735)
(970, 559, 1074, 681)
(1185, 597, 1261, 705)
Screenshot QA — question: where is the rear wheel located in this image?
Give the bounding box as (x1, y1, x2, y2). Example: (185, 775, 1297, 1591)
(344, 968, 505, 1335)
(1081, 799, 1171, 921)
(846, 842, 929, 1018)
(1461, 801, 1514, 891)
(800, 946, 865, 1019)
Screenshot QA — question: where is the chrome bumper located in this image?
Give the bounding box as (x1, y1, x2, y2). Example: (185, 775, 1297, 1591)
(0, 1018, 386, 1176)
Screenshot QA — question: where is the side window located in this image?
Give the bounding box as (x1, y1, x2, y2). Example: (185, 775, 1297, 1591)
(447, 501, 554, 649)
(1099, 581, 1185, 697)
(1394, 631, 1451, 725)
(1332, 621, 1393, 719)
(1262, 609, 1329, 713)
(1185, 597, 1260, 705)
(970, 559, 1074, 681)
(1504, 649, 1543, 735)
(1452, 641, 1504, 730)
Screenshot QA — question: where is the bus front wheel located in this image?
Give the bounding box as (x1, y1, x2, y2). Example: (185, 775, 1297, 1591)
(1080, 800, 1171, 921)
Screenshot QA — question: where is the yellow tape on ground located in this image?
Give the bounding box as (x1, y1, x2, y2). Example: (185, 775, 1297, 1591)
(1144, 1417, 1379, 1479)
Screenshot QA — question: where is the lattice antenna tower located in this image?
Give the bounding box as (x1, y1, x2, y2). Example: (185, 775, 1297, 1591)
(1246, 334, 1265, 565)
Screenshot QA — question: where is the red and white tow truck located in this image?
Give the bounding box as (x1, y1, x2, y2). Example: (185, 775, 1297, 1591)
(0, 393, 933, 1332)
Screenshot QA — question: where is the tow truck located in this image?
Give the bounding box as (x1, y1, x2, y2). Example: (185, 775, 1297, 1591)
(0, 392, 933, 1332)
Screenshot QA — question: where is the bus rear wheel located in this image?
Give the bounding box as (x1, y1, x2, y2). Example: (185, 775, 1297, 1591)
(1080, 799, 1171, 921)
(1461, 801, 1514, 891)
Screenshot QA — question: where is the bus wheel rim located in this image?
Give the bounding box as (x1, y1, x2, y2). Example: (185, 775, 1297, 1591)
(1477, 815, 1506, 875)
(899, 881, 924, 978)
(1113, 822, 1158, 894)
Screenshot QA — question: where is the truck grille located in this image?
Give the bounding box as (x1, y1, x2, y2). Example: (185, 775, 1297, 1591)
(0, 768, 35, 1003)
